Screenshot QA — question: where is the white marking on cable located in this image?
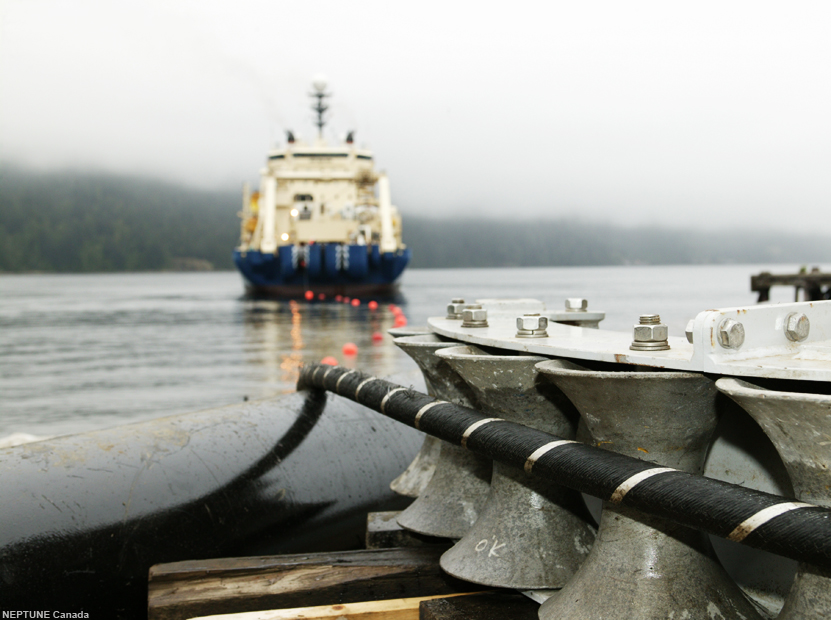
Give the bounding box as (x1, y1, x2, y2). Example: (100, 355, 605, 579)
(414, 401, 447, 430)
(322, 366, 335, 382)
(335, 369, 356, 391)
(380, 387, 406, 413)
(354, 377, 377, 399)
(524, 440, 577, 474)
(609, 467, 676, 503)
(461, 418, 504, 448)
(727, 502, 815, 542)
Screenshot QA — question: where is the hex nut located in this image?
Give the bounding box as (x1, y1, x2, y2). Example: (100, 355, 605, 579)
(784, 312, 810, 342)
(630, 314, 670, 351)
(446, 299, 467, 319)
(633, 324, 669, 343)
(517, 314, 548, 331)
(462, 305, 488, 327)
(717, 318, 745, 349)
(516, 313, 548, 338)
(565, 298, 588, 312)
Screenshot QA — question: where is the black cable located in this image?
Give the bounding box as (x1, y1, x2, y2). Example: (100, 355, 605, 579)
(298, 363, 831, 569)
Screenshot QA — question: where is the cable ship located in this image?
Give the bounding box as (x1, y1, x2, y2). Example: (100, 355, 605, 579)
(233, 78, 411, 297)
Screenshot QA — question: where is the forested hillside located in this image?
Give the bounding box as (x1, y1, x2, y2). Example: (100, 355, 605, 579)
(0, 166, 239, 272)
(2, 166, 829, 273)
(402, 218, 831, 267)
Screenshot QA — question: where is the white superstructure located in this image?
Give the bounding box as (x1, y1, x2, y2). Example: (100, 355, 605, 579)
(237, 80, 405, 256)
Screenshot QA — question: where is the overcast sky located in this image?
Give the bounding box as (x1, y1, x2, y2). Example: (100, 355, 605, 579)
(1, 1, 829, 230)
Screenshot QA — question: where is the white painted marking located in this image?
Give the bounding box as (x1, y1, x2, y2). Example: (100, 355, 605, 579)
(414, 401, 446, 430)
(524, 440, 577, 474)
(488, 537, 506, 557)
(354, 377, 377, 398)
(380, 387, 406, 413)
(461, 418, 504, 448)
(727, 502, 815, 542)
(322, 366, 335, 382)
(335, 369, 356, 391)
(475, 539, 489, 553)
(609, 467, 676, 503)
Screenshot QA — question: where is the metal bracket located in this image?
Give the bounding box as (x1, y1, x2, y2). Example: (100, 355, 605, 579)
(428, 299, 831, 382)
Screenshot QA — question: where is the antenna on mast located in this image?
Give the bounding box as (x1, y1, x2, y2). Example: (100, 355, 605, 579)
(310, 74, 330, 139)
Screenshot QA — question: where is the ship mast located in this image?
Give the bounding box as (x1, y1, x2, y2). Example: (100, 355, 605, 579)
(310, 76, 330, 140)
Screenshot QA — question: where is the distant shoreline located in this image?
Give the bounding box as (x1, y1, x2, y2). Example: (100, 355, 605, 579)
(3, 165, 831, 274)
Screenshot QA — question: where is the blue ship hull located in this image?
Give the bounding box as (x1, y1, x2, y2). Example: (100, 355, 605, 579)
(234, 243, 411, 298)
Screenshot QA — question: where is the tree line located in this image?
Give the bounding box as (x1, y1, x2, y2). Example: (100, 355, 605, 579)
(0, 166, 239, 272)
(1, 165, 829, 273)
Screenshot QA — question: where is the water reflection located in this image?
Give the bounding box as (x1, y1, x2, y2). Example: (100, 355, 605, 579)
(241, 297, 413, 390)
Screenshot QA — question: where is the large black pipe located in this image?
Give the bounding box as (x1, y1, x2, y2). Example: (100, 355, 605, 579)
(298, 363, 831, 569)
(0, 384, 423, 618)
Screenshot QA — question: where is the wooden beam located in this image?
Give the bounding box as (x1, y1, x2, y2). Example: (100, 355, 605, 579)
(420, 592, 539, 620)
(148, 547, 467, 620)
(187, 592, 479, 620)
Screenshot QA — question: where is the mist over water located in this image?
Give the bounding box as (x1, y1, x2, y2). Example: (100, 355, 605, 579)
(2, 2, 831, 231)
(0, 265, 808, 438)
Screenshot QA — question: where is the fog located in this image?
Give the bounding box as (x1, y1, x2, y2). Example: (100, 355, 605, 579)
(2, 0, 829, 231)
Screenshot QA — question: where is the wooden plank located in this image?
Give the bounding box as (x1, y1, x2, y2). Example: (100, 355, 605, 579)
(419, 592, 539, 620)
(149, 547, 467, 620)
(188, 592, 479, 620)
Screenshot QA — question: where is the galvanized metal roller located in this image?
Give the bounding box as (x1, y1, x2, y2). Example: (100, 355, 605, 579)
(385, 326, 441, 497)
(391, 334, 491, 537)
(534, 365, 763, 620)
(435, 345, 595, 590)
(297, 364, 831, 568)
(718, 378, 831, 620)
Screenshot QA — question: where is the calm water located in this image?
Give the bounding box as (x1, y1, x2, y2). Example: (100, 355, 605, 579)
(0, 264, 809, 437)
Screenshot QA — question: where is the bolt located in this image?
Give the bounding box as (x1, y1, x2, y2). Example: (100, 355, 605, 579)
(685, 319, 695, 344)
(461, 305, 488, 328)
(565, 298, 588, 312)
(784, 312, 810, 342)
(446, 298, 467, 319)
(630, 314, 670, 351)
(717, 318, 745, 349)
(516, 313, 549, 338)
